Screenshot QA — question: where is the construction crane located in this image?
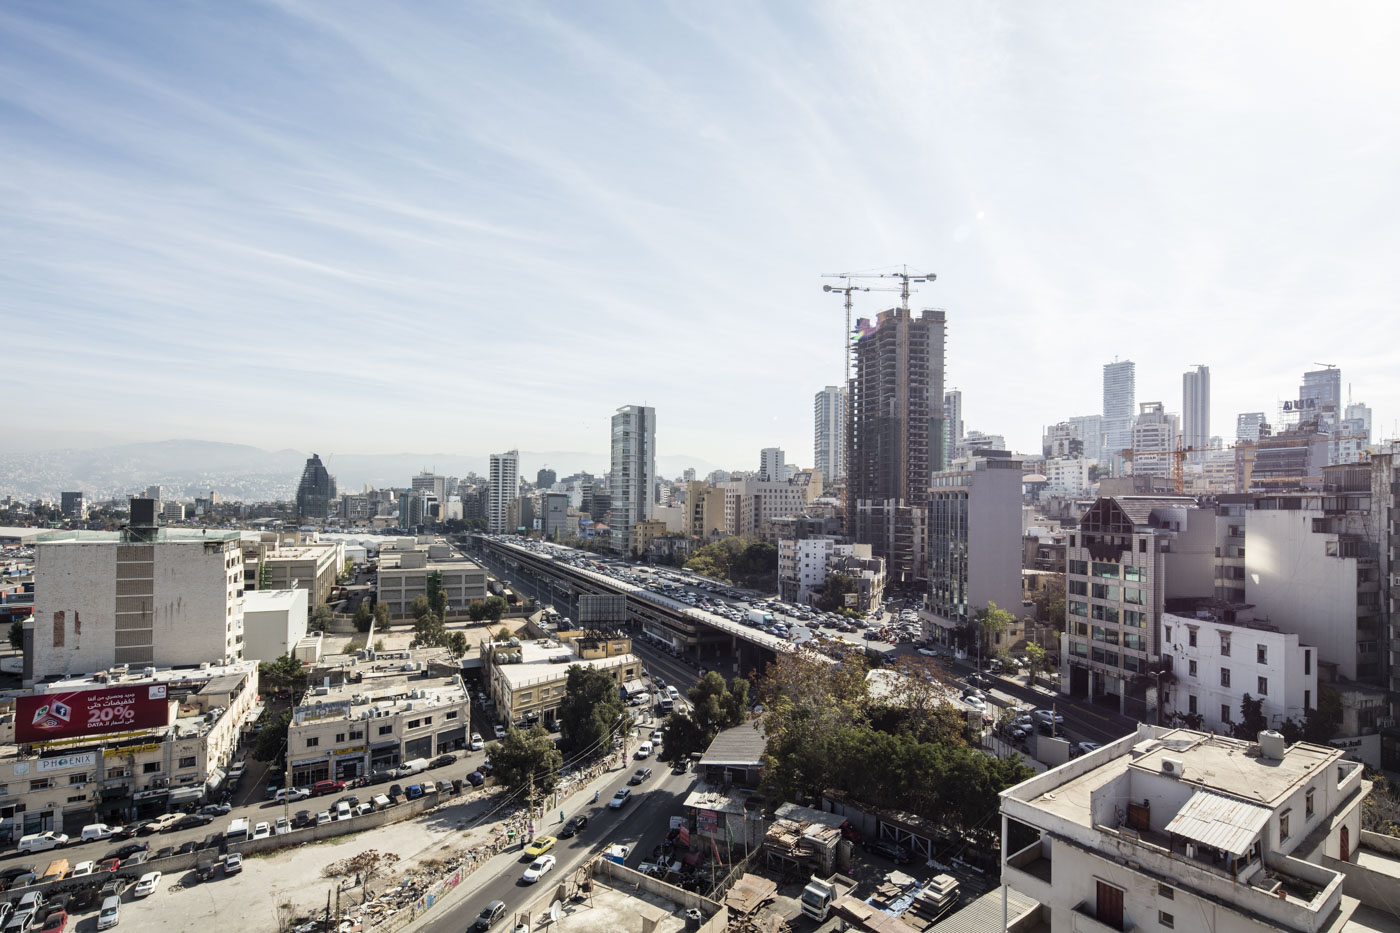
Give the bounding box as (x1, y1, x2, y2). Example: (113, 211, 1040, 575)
(821, 280, 900, 384)
(821, 266, 934, 383)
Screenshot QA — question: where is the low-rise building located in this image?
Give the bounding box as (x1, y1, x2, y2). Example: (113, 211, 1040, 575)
(777, 537, 886, 610)
(240, 587, 310, 662)
(243, 531, 343, 607)
(286, 656, 470, 784)
(376, 548, 487, 618)
(482, 633, 640, 730)
(1001, 725, 1373, 933)
(0, 661, 258, 838)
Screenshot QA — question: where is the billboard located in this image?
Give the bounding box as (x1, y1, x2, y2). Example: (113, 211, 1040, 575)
(578, 594, 627, 624)
(17, 684, 171, 744)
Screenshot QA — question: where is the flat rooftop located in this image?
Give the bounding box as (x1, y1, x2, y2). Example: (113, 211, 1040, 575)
(241, 588, 303, 610)
(30, 659, 257, 693)
(493, 641, 638, 690)
(529, 879, 689, 933)
(1129, 731, 1339, 807)
(294, 664, 467, 722)
(35, 528, 242, 544)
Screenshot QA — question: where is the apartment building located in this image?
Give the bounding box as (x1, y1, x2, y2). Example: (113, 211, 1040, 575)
(719, 477, 815, 543)
(0, 661, 258, 838)
(1069, 414, 1104, 463)
(541, 491, 570, 540)
(246, 532, 343, 607)
(376, 547, 488, 618)
(1370, 448, 1400, 770)
(286, 660, 470, 783)
(1042, 423, 1083, 459)
(814, 386, 847, 482)
(28, 529, 245, 684)
(1161, 602, 1316, 734)
(1182, 364, 1211, 451)
(1001, 725, 1371, 933)
(777, 537, 885, 609)
(609, 406, 656, 555)
(1131, 402, 1180, 479)
(1061, 496, 1215, 719)
(1044, 457, 1094, 496)
(683, 482, 726, 539)
(1102, 360, 1136, 473)
(240, 587, 310, 662)
(488, 450, 520, 535)
(482, 633, 640, 729)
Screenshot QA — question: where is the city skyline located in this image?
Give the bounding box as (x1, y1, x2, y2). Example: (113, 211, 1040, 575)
(3, 3, 1398, 463)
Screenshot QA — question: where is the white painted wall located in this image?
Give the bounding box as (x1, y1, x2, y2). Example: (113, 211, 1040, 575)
(241, 588, 309, 662)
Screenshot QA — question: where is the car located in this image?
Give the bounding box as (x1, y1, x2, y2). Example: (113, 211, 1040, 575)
(493, 725, 506, 739)
(274, 817, 291, 835)
(1070, 741, 1102, 758)
(170, 814, 214, 832)
(635, 742, 652, 759)
(466, 771, 486, 787)
(521, 854, 555, 884)
(292, 810, 315, 829)
(608, 788, 631, 809)
(1032, 708, 1065, 725)
(81, 824, 122, 843)
(522, 835, 556, 859)
(68, 862, 95, 879)
(133, 872, 161, 897)
(122, 851, 150, 868)
(39, 910, 67, 933)
(865, 839, 915, 864)
(962, 687, 986, 699)
(316, 811, 332, 826)
(252, 822, 271, 840)
(474, 900, 506, 931)
(106, 843, 148, 862)
(97, 858, 121, 873)
(650, 730, 663, 743)
(432, 754, 457, 768)
(672, 761, 688, 775)
(961, 695, 987, 710)
(967, 673, 992, 688)
(198, 803, 231, 817)
(628, 768, 652, 785)
(310, 779, 346, 797)
(274, 787, 311, 804)
(469, 733, 485, 751)
(0, 866, 35, 886)
(17, 832, 68, 854)
(138, 814, 181, 835)
(559, 814, 588, 838)
(222, 853, 243, 874)
(335, 795, 360, 810)
(96, 896, 120, 931)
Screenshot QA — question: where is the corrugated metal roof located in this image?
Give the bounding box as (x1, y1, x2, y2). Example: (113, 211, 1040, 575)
(1163, 790, 1272, 856)
(929, 886, 1038, 933)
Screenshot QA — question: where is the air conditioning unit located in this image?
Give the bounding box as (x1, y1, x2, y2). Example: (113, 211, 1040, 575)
(1161, 757, 1185, 777)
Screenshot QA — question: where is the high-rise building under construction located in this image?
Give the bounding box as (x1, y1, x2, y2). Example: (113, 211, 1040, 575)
(846, 307, 946, 583)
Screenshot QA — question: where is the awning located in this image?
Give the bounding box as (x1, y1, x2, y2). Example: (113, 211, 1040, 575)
(205, 768, 227, 793)
(169, 786, 205, 805)
(620, 679, 647, 697)
(1163, 790, 1271, 857)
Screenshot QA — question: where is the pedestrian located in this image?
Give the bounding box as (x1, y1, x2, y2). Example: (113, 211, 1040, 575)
(593, 790, 599, 803)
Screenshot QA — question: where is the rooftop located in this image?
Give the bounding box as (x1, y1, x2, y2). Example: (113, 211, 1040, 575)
(35, 528, 242, 544)
(699, 718, 766, 768)
(491, 640, 638, 691)
(241, 588, 304, 610)
(293, 658, 467, 724)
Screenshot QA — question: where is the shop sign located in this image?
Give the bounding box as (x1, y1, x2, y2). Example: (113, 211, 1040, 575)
(37, 752, 97, 773)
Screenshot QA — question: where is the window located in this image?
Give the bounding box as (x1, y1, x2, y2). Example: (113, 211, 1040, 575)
(1188, 694, 1198, 714)
(1304, 650, 1311, 675)
(1069, 580, 1088, 596)
(445, 711, 458, 720)
(1123, 609, 1146, 628)
(28, 779, 52, 792)
(1257, 676, 1268, 696)
(1069, 559, 1088, 576)
(350, 730, 363, 740)
(1188, 660, 1198, 677)
(1188, 629, 1198, 647)
(1220, 632, 1231, 657)
(1069, 600, 1088, 617)
(1091, 583, 1119, 601)
(424, 716, 433, 725)
(1306, 789, 1315, 819)
(1139, 538, 1147, 553)
(1222, 704, 1231, 723)
(1092, 561, 1120, 579)
(178, 756, 196, 769)
(1257, 644, 1268, 664)
(1123, 632, 1146, 651)
(1091, 604, 1119, 624)
(1280, 810, 1291, 841)
(68, 774, 88, 785)
(305, 737, 319, 748)
(1164, 625, 1172, 643)
(67, 794, 86, 804)
(1124, 565, 1144, 582)
(1069, 534, 1076, 547)
(1123, 587, 1145, 605)
(1221, 667, 1231, 687)
(407, 719, 421, 729)
(378, 725, 393, 736)
(1304, 689, 1311, 710)
(142, 762, 161, 774)
(335, 733, 346, 744)
(1159, 911, 1175, 929)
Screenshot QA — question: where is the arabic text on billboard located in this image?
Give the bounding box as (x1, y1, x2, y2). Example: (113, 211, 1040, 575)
(16, 685, 171, 744)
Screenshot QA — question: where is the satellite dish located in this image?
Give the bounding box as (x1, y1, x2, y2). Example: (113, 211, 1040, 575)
(549, 900, 562, 923)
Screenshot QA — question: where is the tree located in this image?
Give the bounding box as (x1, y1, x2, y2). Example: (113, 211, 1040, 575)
(373, 603, 391, 629)
(467, 600, 488, 623)
(683, 537, 779, 589)
(259, 654, 308, 698)
(558, 665, 629, 759)
(323, 849, 401, 903)
(8, 620, 22, 651)
(1304, 685, 1342, 744)
(757, 652, 871, 801)
(486, 724, 563, 801)
(411, 612, 447, 648)
(973, 602, 1014, 657)
(813, 573, 857, 613)
(409, 595, 432, 621)
(446, 631, 468, 657)
(309, 605, 334, 632)
(251, 708, 292, 763)
(353, 603, 373, 633)
(660, 672, 751, 765)
(425, 570, 443, 610)
(1024, 643, 1049, 685)
(1232, 693, 1268, 739)
(483, 596, 508, 622)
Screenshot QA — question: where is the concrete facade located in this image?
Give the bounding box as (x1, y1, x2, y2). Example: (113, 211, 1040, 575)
(488, 450, 520, 535)
(483, 635, 640, 729)
(609, 406, 656, 554)
(240, 587, 309, 662)
(926, 452, 1025, 628)
(376, 549, 487, 618)
(814, 385, 847, 483)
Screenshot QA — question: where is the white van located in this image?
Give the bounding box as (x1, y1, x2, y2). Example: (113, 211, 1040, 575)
(81, 823, 121, 842)
(334, 801, 351, 821)
(97, 895, 121, 930)
(394, 758, 429, 778)
(635, 742, 653, 759)
(225, 817, 250, 844)
(17, 832, 68, 854)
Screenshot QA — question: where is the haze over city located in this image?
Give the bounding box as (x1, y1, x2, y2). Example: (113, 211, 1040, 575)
(4, 2, 1397, 465)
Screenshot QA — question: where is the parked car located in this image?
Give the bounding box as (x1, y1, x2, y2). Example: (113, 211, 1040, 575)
(559, 815, 588, 838)
(138, 814, 180, 836)
(106, 843, 148, 862)
(198, 804, 231, 817)
(273, 787, 311, 804)
(469, 733, 485, 751)
(80, 825, 121, 843)
(17, 833, 68, 855)
(474, 900, 506, 931)
(133, 872, 161, 897)
(291, 810, 315, 829)
(170, 814, 213, 832)
(222, 853, 243, 874)
(431, 753, 457, 768)
(252, 822, 271, 840)
(96, 897, 120, 931)
(38, 909, 67, 933)
(311, 780, 346, 797)
(466, 771, 486, 787)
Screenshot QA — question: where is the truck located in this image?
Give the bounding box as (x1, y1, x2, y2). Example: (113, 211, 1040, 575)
(602, 844, 630, 866)
(801, 873, 857, 923)
(746, 609, 774, 627)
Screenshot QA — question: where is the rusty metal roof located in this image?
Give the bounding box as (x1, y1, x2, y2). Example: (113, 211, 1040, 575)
(1163, 790, 1272, 857)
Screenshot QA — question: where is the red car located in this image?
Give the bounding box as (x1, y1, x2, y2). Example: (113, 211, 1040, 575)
(40, 910, 68, 933)
(98, 858, 121, 873)
(311, 779, 347, 797)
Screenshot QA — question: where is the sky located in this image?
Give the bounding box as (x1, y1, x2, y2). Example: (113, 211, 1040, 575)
(3, 1, 1398, 470)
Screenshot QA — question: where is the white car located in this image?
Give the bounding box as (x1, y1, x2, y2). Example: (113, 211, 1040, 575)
(493, 725, 506, 739)
(252, 821, 271, 840)
(71, 860, 96, 877)
(521, 854, 555, 883)
(470, 733, 485, 751)
(274, 818, 291, 835)
(608, 788, 631, 809)
(134, 871, 162, 897)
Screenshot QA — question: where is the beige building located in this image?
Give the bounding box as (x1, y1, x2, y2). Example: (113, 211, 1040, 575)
(483, 633, 640, 729)
(685, 482, 726, 539)
(376, 548, 488, 618)
(629, 520, 671, 558)
(286, 657, 470, 784)
(28, 529, 245, 684)
(0, 662, 258, 839)
(243, 531, 343, 607)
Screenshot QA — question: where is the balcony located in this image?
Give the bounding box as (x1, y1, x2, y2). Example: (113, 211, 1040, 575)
(1072, 902, 1133, 933)
(1003, 837, 1054, 904)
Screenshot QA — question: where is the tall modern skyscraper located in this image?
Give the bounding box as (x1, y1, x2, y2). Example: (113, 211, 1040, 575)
(1068, 414, 1104, 462)
(847, 307, 946, 582)
(759, 447, 786, 483)
(536, 468, 557, 489)
(943, 389, 963, 462)
(1182, 364, 1210, 450)
(1102, 360, 1136, 467)
(1300, 366, 1342, 411)
(295, 453, 336, 519)
(813, 386, 847, 482)
(487, 450, 519, 534)
(609, 405, 656, 554)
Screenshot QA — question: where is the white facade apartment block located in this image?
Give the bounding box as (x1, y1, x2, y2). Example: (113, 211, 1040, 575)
(488, 450, 520, 535)
(1131, 401, 1180, 479)
(1042, 422, 1081, 459)
(1001, 725, 1367, 933)
(778, 537, 838, 603)
(721, 478, 812, 540)
(240, 587, 309, 662)
(1162, 609, 1316, 733)
(1182, 364, 1211, 450)
(31, 530, 244, 683)
(1069, 414, 1104, 463)
(609, 405, 656, 554)
(1044, 457, 1093, 496)
(759, 447, 786, 483)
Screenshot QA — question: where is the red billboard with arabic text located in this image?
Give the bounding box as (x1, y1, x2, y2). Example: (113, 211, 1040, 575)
(16, 684, 172, 743)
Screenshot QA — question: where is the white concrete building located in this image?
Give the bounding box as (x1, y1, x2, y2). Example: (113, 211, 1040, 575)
(1131, 401, 1180, 479)
(1042, 422, 1082, 459)
(1001, 725, 1370, 933)
(814, 386, 847, 483)
(1069, 414, 1105, 463)
(488, 450, 520, 535)
(609, 405, 656, 554)
(759, 447, 786, 483)
(1161, 605, 1316, 734)
(1044, 457, 1094, 496)
(1183, 364, 1211, 451)
(240, 587, 309, 662)
(720, 477, 814, 541)
(777, 537, 885, 609)
(1102, 359, 1136, 472)
(28, 529, 245, 684)
(483, 634, 640, 730)
(376, 548, 488, 618)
